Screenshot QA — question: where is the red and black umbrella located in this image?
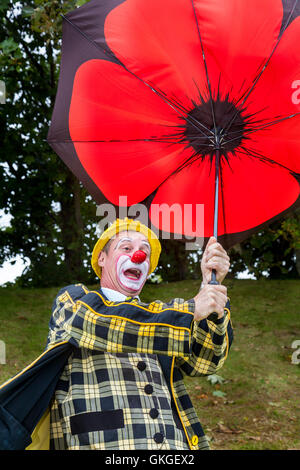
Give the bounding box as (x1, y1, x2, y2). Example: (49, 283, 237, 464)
(48, 0, 300, 264)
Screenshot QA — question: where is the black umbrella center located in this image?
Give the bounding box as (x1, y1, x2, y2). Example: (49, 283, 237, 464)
(184, 99, 246, 157)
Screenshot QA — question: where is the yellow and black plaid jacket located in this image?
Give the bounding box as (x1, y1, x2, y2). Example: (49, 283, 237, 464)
(47, 284, 233, 450)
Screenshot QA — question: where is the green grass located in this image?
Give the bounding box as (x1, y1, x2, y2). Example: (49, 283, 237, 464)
(0, 279, 299, 450)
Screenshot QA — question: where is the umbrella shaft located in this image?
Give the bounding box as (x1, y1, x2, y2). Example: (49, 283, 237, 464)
(213, 147, 220, 240)
(211, 142, 220, 285)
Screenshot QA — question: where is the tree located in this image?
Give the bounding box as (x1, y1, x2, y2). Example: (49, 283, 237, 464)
(0, 0, 98, 287)
(157, 239, 201, 282)
(228, 210, 300, 280)
(275, 209, 300, 277)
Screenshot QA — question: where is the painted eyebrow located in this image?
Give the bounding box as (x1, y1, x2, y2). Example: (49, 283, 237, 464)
(114, 238, 132, 250)
(140, 241, 151, 251)
(114, 237, 150, 251)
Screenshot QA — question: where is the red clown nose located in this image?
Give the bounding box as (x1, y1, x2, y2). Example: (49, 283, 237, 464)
(131, 250, 147, 264)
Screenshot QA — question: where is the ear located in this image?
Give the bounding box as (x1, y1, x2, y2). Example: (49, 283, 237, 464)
(97, 251, 106, 268)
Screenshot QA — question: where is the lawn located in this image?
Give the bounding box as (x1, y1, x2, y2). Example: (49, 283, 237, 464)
(0, 278, 299, 450)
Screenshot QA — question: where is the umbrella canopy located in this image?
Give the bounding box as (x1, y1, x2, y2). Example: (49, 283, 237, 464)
(48, 0, 300, 249)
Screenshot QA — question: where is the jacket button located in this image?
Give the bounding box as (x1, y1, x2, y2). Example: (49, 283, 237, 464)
(137, 361, 146, 371)
(144, 384, 153, 395)
(149, 408, 159, 419)
(153, 432, 164, 444)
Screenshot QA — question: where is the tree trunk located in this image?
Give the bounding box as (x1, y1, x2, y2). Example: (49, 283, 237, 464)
(59, 171, 84, 281)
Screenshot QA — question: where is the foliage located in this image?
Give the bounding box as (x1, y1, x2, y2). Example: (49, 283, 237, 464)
(157, 239, 202, 282)
(207, 374, 227, 397)
(228, 211, 300, 280)
(207, 374, 225, 385)
(0, 0, 98, 287)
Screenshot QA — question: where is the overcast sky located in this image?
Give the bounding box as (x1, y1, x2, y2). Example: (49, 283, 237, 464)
(0, 210, 30, 285)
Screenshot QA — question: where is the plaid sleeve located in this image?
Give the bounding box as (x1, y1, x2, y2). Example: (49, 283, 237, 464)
(176, 300, 233, 376)
(47, 284, 194, 359)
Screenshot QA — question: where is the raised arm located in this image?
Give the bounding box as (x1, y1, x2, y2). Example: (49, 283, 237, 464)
(47, 284, 195, 359)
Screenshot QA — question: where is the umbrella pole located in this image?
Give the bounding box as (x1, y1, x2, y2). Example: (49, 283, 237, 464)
(210, 137, 220, 285)
(206, 141, 220, 322)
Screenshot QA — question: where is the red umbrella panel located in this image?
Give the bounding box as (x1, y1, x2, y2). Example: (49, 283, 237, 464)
(47, 0, 300, 250)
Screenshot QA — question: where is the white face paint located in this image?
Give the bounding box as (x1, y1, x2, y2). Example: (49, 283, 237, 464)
(116, 255, 149, 293)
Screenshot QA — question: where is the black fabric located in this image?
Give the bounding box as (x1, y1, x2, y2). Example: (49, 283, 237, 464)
(0, 405, 31, 450)
(0, 343, 73, 450)
(70, 409, 124, 435)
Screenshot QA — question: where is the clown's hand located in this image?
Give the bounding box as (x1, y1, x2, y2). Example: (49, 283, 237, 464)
(201, 237, 230, 285)
(193, 284, 227, 321)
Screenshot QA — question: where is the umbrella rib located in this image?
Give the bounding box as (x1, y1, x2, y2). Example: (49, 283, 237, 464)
(47, 137, 214, 145)
(167, 147, 217, 178)
(236, 144, 297, 174)
(222, 111, 300, 146)
(190, 0, 222, 247)
(61, 14, 213, 141)
(219, 0, 299, 142)
(219, 163, 227, 235)
(189, 0, 218, 140)
(151, 88, 215, 137)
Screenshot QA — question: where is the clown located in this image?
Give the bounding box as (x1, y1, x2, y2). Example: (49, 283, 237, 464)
(0, 218, 233, 451)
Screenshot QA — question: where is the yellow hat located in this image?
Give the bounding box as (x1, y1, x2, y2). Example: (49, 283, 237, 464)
(91, 217, 161, 279)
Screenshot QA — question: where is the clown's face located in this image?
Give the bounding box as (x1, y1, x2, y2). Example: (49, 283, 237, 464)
(97, 231, 151, 296)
